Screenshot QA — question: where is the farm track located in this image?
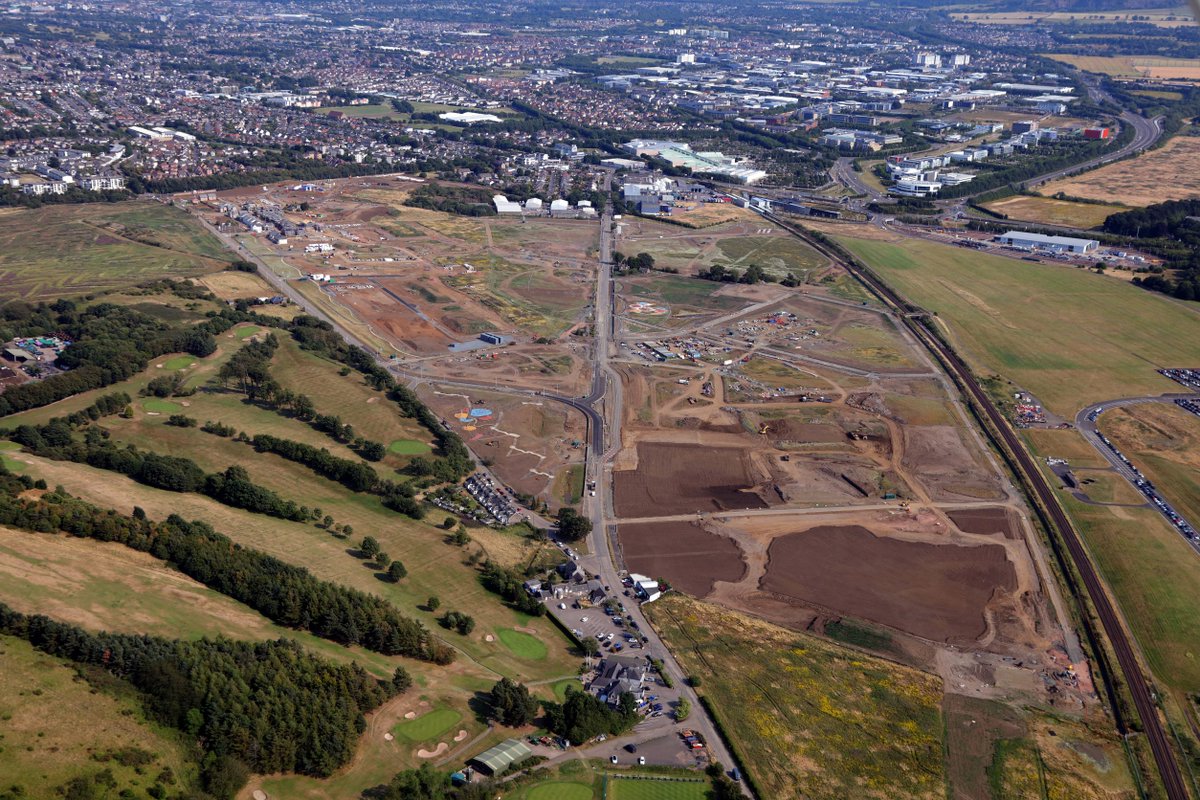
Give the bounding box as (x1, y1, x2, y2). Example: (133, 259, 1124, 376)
(764, 210, 1189, 800)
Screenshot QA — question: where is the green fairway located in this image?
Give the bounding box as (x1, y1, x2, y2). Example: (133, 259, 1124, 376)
(234, 325, 261, 339)
(523, 782, 594, 800)
(0, 440, 24, 472)
(391, 707, 462, 742)
(834, 235, 1200, 416)
(389, 438, 433, 455)
(498, 627, 548, 660)
(553, 678, 581, 702)
(0, 201, 231, 301)
(608, 777, 710, 800)
(161, 355, 197, 370)
(142, 398, 183, 413)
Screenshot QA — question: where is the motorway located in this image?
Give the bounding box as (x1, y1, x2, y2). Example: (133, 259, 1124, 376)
(764, 211, 1191, 800)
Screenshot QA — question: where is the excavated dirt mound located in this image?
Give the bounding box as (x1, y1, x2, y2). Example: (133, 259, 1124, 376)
(618, 521, 747, 597)
(761, 525, 1017, 643)
(614, 442, 769, 516)
(947, 508, 1018, 539)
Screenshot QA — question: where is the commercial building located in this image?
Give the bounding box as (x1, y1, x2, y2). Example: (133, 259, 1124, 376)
(621, 140, 766, 184)
(996, 231, 1099, 254)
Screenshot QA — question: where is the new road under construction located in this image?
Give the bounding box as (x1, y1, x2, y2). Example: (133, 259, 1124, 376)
(762, 208, 1190, 800)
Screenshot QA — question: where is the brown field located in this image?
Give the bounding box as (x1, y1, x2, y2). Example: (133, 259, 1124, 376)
(617, 521, 747, 597)
(947, 507, 1018, 539)
(418, 385, 586, 506)
(761, 525, 1017, 642)
(901, 424, 1008, 502)
(1040, 136, 1200, 206)
(331, 280, 456, 354)
(614, 441, 772, 516)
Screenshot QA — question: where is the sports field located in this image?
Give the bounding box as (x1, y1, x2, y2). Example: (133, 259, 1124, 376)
(607, 777, 710, 799)
(834, 234, 1200, 415)
(0, 202, 231, 299)
(646, 594, 944, 800)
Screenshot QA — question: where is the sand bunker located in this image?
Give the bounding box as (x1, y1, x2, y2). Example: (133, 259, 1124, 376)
(485, 634, 495, 642)
(761, 525, 1016, 643)
(404, 711, 417, 719)
(417, 742, 449, 759)
(384, 733, 394, 741)
(619, 521, 747, 597)
(454, 729, 469, 742)
(252, 792, 268, 800)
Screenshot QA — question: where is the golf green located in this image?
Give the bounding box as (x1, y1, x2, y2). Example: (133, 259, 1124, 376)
(389, 439, 432, 455)
(142, 399, 183, 413)
(497, 628, 548, 660)
(234, 325, 261, 339)
(161, 355, 196, 370)
(391, 707, 461, 742)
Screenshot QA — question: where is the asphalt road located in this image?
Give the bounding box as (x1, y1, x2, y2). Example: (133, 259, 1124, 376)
(1075, 395, 1200, 549)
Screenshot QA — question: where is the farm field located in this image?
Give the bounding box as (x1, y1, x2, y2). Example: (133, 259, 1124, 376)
(1045, 53, 1200, 77)
(0, 633, 196, 798)
(1039, 135, 1200, 206)
(981, 195, 1129, 229)
(0, 201, 232, 299)
(646, 594, 945, 800)
(833, 233, 1200, 415)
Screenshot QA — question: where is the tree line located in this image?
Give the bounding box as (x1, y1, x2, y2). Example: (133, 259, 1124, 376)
(0, 467, 443, 662)
(9, 419, 313, 522)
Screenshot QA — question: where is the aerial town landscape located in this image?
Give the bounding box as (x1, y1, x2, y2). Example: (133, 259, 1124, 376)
(2, 0, 1200, 798)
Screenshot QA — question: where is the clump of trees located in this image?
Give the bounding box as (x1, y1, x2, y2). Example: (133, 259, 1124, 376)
(480, 561, 546, 616)
(555, 507, 592, 542)
(439, 610, 475, 635)
(488, 678, 538, 727)
(542, 686, 639, 745)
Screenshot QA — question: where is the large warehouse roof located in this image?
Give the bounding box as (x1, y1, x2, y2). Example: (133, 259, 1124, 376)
(469, 738, 532, 774)
(998, 231, 1098, 249)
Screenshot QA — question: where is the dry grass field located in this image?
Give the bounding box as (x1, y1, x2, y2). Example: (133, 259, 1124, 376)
(982, 195, 1128, 229)
(1045, 54, 1200, 77)
(1040, 136, 1200, 206)
(960, 10, 1196, 27)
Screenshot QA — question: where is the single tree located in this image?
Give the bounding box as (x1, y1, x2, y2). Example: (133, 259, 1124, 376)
(427, 595, 441, 612)
(360, 536, 380, 559)
(387, 560, 407, 582)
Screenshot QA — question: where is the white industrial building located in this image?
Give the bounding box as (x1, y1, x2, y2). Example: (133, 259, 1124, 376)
(995, 231, 1099, 254)
(492, 194, 523, 214)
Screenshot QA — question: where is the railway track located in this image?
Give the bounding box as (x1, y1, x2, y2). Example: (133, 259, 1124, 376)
(763, 211, 1190, 800)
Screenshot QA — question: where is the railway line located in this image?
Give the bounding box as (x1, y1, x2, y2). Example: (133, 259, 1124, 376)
(763, 210, 1190, 800)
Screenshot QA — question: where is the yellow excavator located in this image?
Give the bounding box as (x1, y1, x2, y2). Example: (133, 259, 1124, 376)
(757, 422, 771, 435)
